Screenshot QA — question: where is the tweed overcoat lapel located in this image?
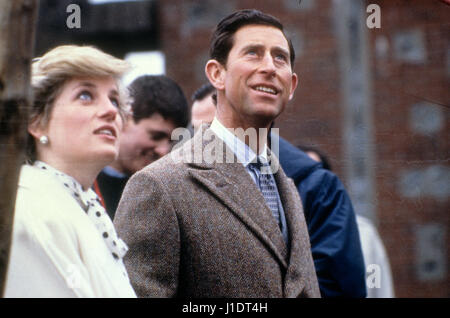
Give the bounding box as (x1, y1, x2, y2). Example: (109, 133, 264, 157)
(273, 160, 310, 297)
(186, 128, 289, 269)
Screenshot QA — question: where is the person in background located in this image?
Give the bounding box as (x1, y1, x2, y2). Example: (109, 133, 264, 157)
(356, 214, 395, 297)
(5, 45, 136, 297)
(95, 75, 190, 219)
(114, 9, 320, 297)
(190, 82, 216, 130)
(190, 84, 367, 297)
(297, 144, 395, 298)
(273, 137, 367, 297)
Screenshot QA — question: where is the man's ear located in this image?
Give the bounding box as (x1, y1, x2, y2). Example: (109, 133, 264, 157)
(205, 59, 226, 91)
(288, 72, 299, 101)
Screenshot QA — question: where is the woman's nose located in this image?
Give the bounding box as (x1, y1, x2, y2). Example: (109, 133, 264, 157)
(99, 97, 119, 120)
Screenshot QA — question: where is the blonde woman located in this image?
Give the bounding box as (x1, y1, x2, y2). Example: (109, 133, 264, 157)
(4, 45, 136, 297)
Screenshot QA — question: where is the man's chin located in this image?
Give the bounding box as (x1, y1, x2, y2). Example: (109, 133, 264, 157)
(249, 110, 282, 127)
(249, 104, 283, 119)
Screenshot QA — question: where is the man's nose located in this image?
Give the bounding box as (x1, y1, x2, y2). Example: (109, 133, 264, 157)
(259, 53, 277, 75)
(154, 141, 171, 157)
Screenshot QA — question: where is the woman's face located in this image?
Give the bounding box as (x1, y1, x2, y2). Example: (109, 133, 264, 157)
(33, 76, 123, 169)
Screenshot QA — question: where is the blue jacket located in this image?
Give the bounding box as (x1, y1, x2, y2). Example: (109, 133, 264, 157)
(276, 135, 367, 297)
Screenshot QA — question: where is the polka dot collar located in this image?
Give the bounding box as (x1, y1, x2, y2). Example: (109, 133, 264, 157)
(34, 161, 129, 261)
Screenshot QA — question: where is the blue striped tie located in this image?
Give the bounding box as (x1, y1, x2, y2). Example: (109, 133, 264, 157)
(249, 158, 281, 228)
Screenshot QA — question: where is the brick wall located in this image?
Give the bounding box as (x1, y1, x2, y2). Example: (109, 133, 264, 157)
(368, 0, 449, 297)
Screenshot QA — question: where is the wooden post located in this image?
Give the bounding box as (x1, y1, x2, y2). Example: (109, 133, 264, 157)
(0, 0, 38, 296)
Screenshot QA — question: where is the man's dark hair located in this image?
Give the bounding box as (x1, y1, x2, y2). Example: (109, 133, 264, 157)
(129, 75, 190, 128)
(191, 83, 216, 102)
(297, 145, 333, 171)
(209, 9, 295, 69)
(191, 82, 217, 106)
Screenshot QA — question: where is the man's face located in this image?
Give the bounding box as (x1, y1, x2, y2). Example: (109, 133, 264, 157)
(218, 24, 298, 128)
(191, 93, 216, 129)
(115, 113, 176, 175)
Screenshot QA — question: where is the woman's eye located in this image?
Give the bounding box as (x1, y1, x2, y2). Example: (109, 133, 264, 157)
(110, 98, 119, 108)
(79, 91, 92, 102)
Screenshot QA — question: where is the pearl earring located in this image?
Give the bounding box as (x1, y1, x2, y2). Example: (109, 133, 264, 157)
(39, 135, 49, 145)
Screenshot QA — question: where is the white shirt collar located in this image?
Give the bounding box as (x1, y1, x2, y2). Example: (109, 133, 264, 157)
(209, 117, 269, 167)
(102, 165, 128, 178)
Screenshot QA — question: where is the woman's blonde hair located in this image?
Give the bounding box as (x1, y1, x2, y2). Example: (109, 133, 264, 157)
(27, 45, 131, 162)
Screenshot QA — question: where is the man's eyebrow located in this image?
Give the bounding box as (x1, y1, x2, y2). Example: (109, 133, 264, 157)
(272, 46, 289, 56)
(147, 130, 171, 139)
(148, 129, 170, 135)
(240, 43, 263, 52)
(240, 44, 290, 57)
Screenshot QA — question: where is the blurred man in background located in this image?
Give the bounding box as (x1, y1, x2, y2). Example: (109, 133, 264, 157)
(190, 82, 216, 130)
(96, 75, 190, 219)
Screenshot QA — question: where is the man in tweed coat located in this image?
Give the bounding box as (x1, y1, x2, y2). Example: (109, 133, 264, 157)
(114, 9, 321, 298)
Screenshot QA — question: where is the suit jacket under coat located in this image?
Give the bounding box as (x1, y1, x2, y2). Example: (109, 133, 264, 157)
(114, 127, 320, 298)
